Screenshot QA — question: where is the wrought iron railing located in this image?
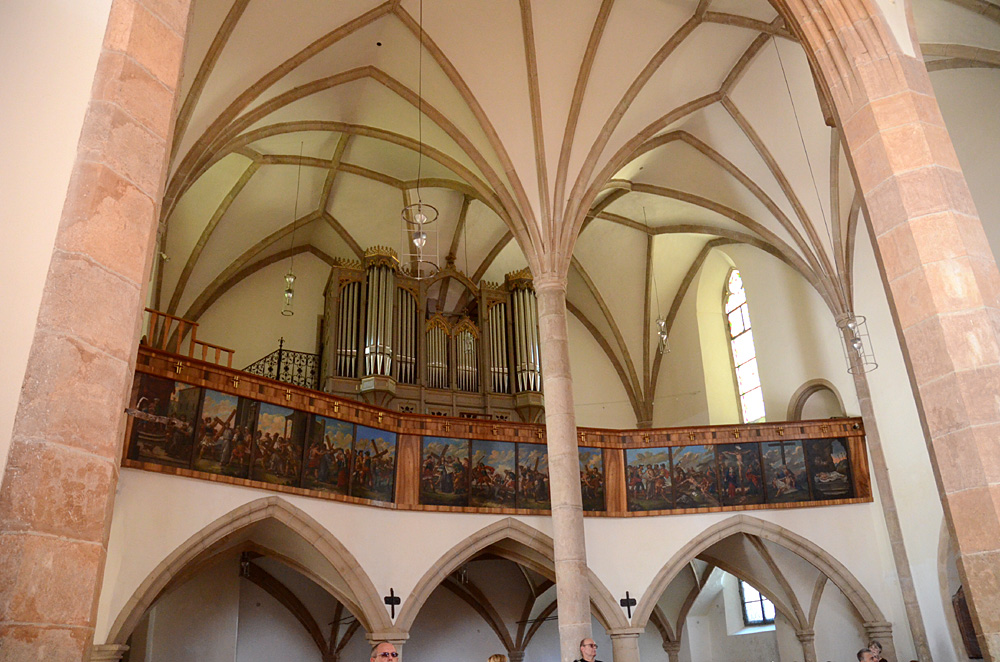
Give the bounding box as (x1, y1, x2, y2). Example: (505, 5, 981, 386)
(243, 338, 319, 390)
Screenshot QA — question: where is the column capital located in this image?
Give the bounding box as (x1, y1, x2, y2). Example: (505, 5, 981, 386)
(608, 627, 645, 640)
(795, 629, 816, 643)
(90, 644, 129, 661)
(863, 621, 893, 637)
(508, 650, 526, 662)
(531, 272, 568, 293)
(366, 631, 410, 646)
(662, 640, 682, 653)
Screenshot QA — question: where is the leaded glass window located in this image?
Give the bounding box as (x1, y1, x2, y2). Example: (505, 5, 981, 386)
(740, 580, 776, 626)
(725, 270, 765, 423)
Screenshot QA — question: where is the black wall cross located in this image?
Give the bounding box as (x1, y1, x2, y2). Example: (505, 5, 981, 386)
(384, 588, 401, 619)
(620, 590, 636, 619)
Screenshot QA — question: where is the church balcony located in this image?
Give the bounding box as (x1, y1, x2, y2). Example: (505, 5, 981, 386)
(126, 340, 872, 518)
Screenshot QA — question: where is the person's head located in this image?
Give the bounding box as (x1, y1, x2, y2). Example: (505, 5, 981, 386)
(868, 641, 882, 655)
(487, 655, 508, 662)
(579, 638, 598, 662)
(857, 649, 876, 662)
(371, 642, 398, 661)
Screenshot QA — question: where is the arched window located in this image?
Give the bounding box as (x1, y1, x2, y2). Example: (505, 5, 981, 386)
(740, 580, 776, 626)
(724, 270, 765, 423)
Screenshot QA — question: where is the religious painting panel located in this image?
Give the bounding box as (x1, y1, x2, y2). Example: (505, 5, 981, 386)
(579, 447, 605, 512)
(421, 437, 471, 506)
(716, 443, 765, 507)
(625, 447, 673, 512)
(803, 437, 854, 500)
(469, 439, 516, 508)
(128, 373, 200, 468)
(303, 417, 354, 494)
(250, 403, 308, 486)
(762, 440, 810, 503)
(516, 444, 550, 510)
(193, 389, 257, 478)
(352, 425, 397, 502)
(672, 445, 720, 508)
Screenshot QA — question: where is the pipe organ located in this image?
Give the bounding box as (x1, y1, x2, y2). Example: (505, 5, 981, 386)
(321, 251, 544, 421)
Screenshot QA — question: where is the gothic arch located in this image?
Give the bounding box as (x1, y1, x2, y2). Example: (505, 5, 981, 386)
(395, 517, 629, 632)
(631, 514, 887, 630)
(104, 496, 392, 646)
(787, 378, 847, 420)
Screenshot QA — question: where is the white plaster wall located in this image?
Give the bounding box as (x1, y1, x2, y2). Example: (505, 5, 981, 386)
(653, 275, 712, 428)
(812, 580, 868, 662)
(568, 309, 637, 428)
(678, 582, 779, 662)
(146, 557, 241, 662)
(0, 0, 112, 477)
(194, 254, 332, 366)
(237, 579, 322, 662)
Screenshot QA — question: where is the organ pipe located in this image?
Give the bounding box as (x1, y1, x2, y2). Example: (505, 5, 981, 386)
(488, 303, 509, 393)
(427, 319, 448, 389)
(455, 321, 479, 392)
(509, 280, 541, 393)
(363, 248, 397, 377)
(395, 288, 417, 384)
(337, 281, 360, 377)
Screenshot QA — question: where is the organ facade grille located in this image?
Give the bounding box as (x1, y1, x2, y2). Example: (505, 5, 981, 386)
(320, 250, 543, 422)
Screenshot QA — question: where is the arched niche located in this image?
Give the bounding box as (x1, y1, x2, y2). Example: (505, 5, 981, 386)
(104, 496, 392, 646)
(787, 379, 847, 421)
(395, 517, 628, 633)
(632, 514, 888, 641)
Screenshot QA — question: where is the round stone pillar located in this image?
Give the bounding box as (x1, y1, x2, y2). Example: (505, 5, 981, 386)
(662, 640, 681, 662)
(795, 629, 817, 662)
(863, 621, 895, 662)
(609, 627, 643, 662)
(534, 274, 591, 662)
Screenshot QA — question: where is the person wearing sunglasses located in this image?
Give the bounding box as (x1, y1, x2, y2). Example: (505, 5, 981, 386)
(574, 638, 602, 662)
(370, 642, 399, 661)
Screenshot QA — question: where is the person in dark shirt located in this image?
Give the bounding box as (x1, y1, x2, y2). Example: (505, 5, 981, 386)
(573, 638, 602, 662)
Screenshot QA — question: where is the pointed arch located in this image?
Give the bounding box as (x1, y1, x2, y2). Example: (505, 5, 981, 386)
(631, 514, 886, 629)
(395, 517, 628, 632)
(104, 497, 392, 645)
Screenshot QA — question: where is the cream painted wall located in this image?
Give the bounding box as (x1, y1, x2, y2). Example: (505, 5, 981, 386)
(237, 579, 322, 662)
(194, 254, 332, 368)
(146, 557, 241, 662)
(567, 311, 637, 428)
(0, 0, 112, 478)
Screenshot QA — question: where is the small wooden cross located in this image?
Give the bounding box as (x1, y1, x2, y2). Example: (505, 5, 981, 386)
(620, 590, 637, 619)
(384, 588, 401, 619)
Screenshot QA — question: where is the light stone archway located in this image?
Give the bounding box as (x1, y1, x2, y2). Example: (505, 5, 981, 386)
(395, 517, 628, 634)
(787, 378, 847, 420)
(631, 514, 889, 635)
(104, 496, 392, 647)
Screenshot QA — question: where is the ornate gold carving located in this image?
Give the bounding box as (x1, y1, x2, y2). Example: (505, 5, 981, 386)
(453, 317, 480, 338)
(364, 246, 400, 270)
(505, 268, 534, 291)
(426, 314, 451, 334)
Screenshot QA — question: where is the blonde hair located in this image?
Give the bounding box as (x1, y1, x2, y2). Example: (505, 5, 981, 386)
(488, 655, 508, 662)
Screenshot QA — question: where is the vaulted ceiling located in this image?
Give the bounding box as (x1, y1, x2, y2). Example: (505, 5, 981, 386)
(158, 0, 997, 423)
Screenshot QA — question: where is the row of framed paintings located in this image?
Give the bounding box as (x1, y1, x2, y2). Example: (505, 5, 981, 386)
(127, 373, 855, 513)
(128, 374, 397, 502)
(420, 437, 605, 511)
(625, 439, 854, 511)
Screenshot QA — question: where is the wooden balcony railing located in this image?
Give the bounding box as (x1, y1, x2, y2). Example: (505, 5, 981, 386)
(142, 308, 234, 368)
(125, 345, 872, 517)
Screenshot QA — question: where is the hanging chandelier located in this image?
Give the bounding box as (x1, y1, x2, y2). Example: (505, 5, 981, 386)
(400, 0, 439, 279)
(282, 142, 304, 316)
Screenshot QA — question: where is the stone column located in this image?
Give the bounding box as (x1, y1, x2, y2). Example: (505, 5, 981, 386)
(89, 644, 129, 661)
(864, 621, 896, 662)
(534, 274, 591, 662)
(608, 627, 643, 662)
(508, 650, 526, 662)
(662, 640, 681, 662)
(795, 629, 817, 662)
(0, 0, 192, 660)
